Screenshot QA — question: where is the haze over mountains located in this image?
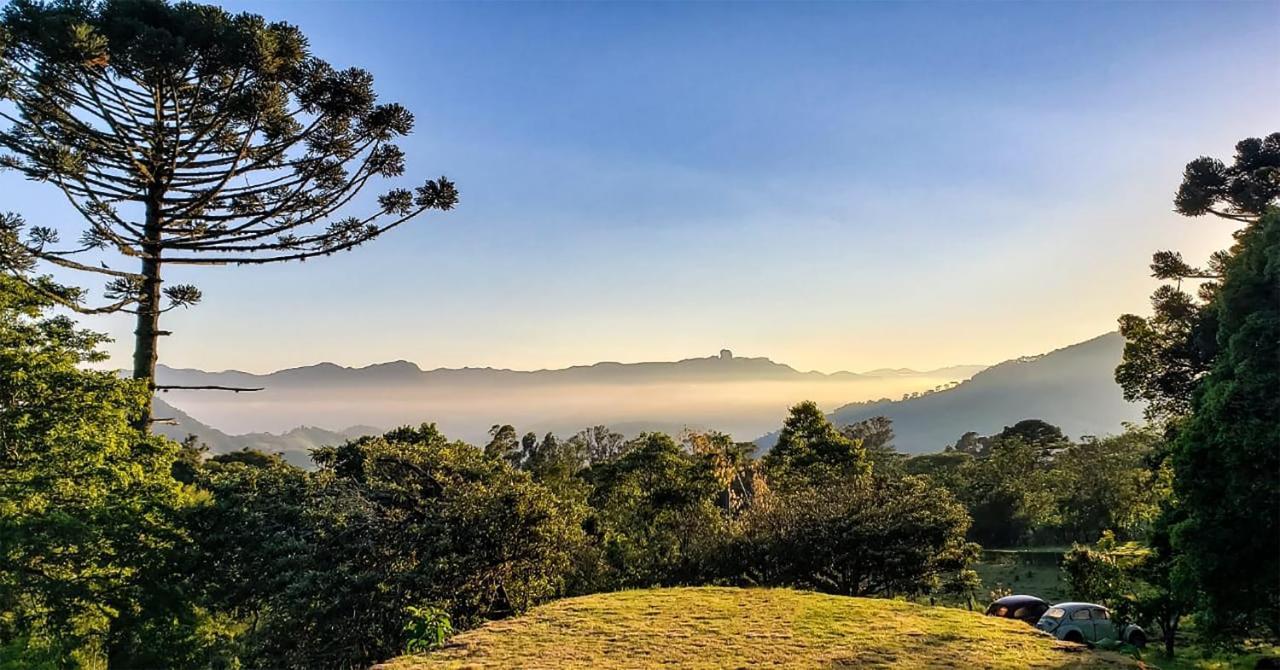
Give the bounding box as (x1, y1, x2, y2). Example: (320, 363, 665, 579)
(155, 334, 1141, 465)
(153, 352, 981, 458)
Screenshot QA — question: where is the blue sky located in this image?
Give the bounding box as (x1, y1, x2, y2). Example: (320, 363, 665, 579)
(12, 0, 1279, 372)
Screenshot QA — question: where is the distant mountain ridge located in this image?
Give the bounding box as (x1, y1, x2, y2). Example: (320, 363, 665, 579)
(152, 337, 1137, 464)
(154, 354, 987, 389)
(149, 351, 986, 460)
(754, 332, 1143, 454)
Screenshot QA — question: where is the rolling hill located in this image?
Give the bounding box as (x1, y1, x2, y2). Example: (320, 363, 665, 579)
(377, 587, 1135, 669)
(756, 333, 1143, 453)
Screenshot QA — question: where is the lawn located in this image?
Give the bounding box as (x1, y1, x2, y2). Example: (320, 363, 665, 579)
(378, 586, 1138, 669)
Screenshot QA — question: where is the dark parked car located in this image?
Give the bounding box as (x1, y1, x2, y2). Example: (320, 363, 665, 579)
(985, 595, 1050, 625)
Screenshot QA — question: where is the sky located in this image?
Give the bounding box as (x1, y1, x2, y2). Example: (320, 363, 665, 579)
(9, 0, 1279, 374)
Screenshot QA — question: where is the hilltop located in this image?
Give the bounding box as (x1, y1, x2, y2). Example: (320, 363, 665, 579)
(378, 587, 1136, 669)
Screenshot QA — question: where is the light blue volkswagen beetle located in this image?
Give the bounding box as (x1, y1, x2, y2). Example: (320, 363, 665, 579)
(1035, 602, 1147, 647)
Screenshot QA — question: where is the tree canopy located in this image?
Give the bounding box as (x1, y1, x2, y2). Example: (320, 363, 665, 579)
(0, 274, 203, 666)
(1169, 211, 1279, 641)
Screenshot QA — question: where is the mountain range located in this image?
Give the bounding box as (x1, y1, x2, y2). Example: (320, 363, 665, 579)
(153, 355, 985, 389)
(153, 334, 1142, 465)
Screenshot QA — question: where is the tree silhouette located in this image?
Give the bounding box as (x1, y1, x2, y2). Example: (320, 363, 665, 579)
(1173, 132, 1279, 222)
(1117, 133, 1277, 421)
(0, 0, 457, 423)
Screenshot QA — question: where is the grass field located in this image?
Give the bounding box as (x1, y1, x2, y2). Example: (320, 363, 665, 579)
(976, 548, 1069, 602)
(379, 587, 1138, 669)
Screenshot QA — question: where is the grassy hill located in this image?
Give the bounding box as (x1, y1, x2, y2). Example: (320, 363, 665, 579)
(378, 587, 1136, 669)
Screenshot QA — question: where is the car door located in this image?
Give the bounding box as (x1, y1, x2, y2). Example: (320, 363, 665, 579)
(1069, 607, 1095, 641)
(1090, 608, 1117, 642)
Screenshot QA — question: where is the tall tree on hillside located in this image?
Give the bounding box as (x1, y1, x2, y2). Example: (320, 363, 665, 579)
(1171, 211, 1278, 641)
(1116, 133, 1278, 420)
(0, 0, 458, 423)
(1116, 133, 1279, 643)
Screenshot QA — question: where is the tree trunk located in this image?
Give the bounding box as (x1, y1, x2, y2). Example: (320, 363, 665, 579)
(131, 193, 163, 431)
(1163, 621, 1176, 657)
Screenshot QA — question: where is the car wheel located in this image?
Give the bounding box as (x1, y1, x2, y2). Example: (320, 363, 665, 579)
(1128, 631, 1147, 648)
(1063, 631, 1085, 645)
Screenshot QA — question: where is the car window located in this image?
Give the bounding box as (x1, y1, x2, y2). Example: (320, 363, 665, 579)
(1093, 609, 1109, 620)
(1071, 609, 1092, 621)
(992, 606, 1009, 616)
(1045, 607, 1065, 619)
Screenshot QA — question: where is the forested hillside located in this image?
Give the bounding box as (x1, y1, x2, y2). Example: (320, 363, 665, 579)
(151, 398, 375, 468)
(757, 333, 1142, 453)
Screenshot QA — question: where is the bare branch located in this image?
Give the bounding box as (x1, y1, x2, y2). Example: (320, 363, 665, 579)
(156, 385, 264, 393)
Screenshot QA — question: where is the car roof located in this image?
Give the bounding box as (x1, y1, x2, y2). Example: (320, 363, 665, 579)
(1050, 602, 1107, 611)
(992, 595, 1048, 606)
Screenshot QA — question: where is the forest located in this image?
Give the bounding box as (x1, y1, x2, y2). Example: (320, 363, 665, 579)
(0, 1, 1276, 668)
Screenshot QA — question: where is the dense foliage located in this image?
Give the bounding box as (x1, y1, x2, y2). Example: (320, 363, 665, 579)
(901, 423, 1167, 547)
(0, 276, 208, 667)
(190, 425, 588, 669)
(1114, 134, 1279, 648)
(1168, 211, 1278, 641)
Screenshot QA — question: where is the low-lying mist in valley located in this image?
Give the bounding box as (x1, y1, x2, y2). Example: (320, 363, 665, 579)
(158, 372, 973, 444)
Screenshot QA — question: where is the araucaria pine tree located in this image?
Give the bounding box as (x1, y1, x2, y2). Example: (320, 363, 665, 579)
(0, 0, 458, 422)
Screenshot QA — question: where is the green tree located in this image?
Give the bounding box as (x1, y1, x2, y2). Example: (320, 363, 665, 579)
(586, 433, 726, 587)
(1053, 426, 1168, 542)
(1117, 133, 1278, 421)
(959, 436, 1058, 546)
(1062, 528, 1190, 656)
(994, 419, 1068, 454)
(902, 450, 972, 494)
(194, 424, 587, 669)
(1170, 211, 1279, 642)
(0, 274, 212, 667)
(1116, 134, 1279, 644)
(0, 0, 457, 421)
(483, 424, 521, 466)
(840, 416, 902, 475)
(519, 431, 590, 501)
(727, 474, 972, 598)
(764, 401, 868, 487)
(1173, 133, 1279, 222)
(571, 424, 627, 464)
(683, 430, 767, 515)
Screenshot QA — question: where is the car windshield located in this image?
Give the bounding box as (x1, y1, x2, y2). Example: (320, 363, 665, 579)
(1044, 607, 1065, 619)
